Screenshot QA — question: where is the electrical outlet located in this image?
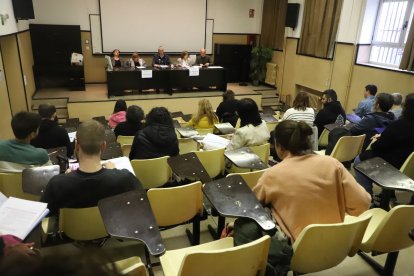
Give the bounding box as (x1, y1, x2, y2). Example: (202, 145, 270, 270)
(85, 39, 89, 44)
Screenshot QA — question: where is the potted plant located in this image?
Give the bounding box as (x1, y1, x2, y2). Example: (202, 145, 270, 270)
(249, 46, 273, 86)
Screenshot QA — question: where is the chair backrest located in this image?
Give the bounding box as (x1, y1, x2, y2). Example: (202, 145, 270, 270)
(114, 256, 148, 276)
(195, 128, 214, 135)
(147, 181, 203, 227)
(116, 135, 135, 147)
(250, 143, 270, 164)
(318, 128, 330, 149)
(400, 151, 414, 180)
(0, 172, 39, 201)
(178, 138, 199, 154)
(121, 144, 132, 157)
(193, 148, 225, 179)
(226, 168, 268, 189)
(59, 206, 107, 241)
(362, 205, 414, 253)
(330, 134, 365, 162)
(179, 236, 270, 276)
(130, 156, 172, 189)
(265, 121, 279, 133)
(291, 214, 372, 274)
(310, 126, 319, 151)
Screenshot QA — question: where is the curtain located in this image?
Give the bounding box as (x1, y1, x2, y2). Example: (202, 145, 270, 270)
(260, 0, 287, 50)
(298, 0, 343, 58)
(399, 18, 414, 71)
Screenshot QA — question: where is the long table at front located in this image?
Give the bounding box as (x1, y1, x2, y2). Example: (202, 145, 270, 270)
(107, 67, 227, 97)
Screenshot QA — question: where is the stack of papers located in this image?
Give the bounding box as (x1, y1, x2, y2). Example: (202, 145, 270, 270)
(0, 193, 49, 240)
(202, 133, 230, 150)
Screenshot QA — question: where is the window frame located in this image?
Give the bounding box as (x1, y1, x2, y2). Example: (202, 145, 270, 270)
(368, 0, 414, 67)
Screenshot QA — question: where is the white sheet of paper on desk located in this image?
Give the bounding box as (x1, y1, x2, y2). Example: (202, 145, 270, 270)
(68, 131, 76, 142)
(0, 197, 49, 240)
(102, 156, 135, 175)
(136, 66, 146, 69)
(141, 70, 153, 78)
(208, 66, 223, 69)
(189, 66, 200, 76)
(202, 133, 230, 150)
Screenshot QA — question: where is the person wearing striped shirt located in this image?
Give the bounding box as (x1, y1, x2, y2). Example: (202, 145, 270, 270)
(281, 91, 315, 126)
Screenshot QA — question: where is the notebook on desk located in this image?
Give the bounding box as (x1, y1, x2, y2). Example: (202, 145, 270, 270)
(0, 193, 49, 240)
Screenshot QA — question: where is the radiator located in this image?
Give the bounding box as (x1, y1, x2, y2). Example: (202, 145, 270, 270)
(265, 62, 277, 86)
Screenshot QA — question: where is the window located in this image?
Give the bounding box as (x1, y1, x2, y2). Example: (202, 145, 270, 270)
(369, 0, 414, 67)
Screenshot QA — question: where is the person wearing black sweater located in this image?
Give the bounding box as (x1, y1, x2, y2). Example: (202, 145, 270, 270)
(31, 104, 73, 157)
(129, 107, 179, 160)
(355, 93, 414, 197)
(114, 105, 145, 137)
(314, 89, 346, 137)
(216, 90, 239, 127)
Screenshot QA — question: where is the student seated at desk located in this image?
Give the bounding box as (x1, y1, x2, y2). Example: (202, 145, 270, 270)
(114, 105, 145, 137)
(129, 107, 179, 160)
(354, 93, 414, 198)
(187, 99, 218, 129)
(281, 92, 315, 127)
(108, 100, 127, 129)
(232, 120, 371, 274)
(0, 112, 51, 172)
(226, 98, 269, 151)
(41, 120, 141, 216)
(216, 90, 239, 127)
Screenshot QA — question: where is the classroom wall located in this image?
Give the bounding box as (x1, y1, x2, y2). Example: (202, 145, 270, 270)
(0, 0, 18, 36)
(0, 47, 13, 139)
(275, 0, 414, 113)
(17, 31, 36, 110)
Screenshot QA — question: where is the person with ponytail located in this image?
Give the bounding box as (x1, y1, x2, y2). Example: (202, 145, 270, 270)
(250, 120, 371, 242)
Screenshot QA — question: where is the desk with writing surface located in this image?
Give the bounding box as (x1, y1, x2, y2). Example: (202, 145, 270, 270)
(354, 157, 414, 210)
(106, 67, 227, 97)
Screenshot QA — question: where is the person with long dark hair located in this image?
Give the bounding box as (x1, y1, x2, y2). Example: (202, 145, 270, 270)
(108, 100, 127, 129)
(226, 98, 269, 151)
(129, 107, 179, 159)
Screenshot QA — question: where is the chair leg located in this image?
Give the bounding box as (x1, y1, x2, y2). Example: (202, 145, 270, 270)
(186, 216, 200, 245)
(358, 251, 399, 276)
(207, 215, 226, 240)
(145, 247, 154, 276)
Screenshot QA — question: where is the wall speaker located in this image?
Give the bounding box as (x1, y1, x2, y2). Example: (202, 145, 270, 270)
(285, 3, 300, 30)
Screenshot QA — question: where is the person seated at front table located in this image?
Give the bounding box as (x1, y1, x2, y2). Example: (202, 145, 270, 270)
(108, 100, 127, 129)
(0, 112, 51, 172)
(226, 98, 270, 151)
(231, 120, 371, 274)
(111, 49, 123, 68)
(281, 91, 315, 126)
(41, 120, 142, 216)
(176, 51, 192, 68)
(152, 46, 170, 68)
(129, 107, 179, 160)
(187, 99, 218, 129)
(195, 48, 212, 67)
(127, 52, 147, 67)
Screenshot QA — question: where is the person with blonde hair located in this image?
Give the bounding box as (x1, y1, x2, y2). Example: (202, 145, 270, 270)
(187, 99, 218, 129)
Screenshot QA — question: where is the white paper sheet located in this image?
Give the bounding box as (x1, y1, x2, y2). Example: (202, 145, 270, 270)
(0, 197, 49, 239)
(202, 133, 230, 150)
(68, 131, 76, 143)
(141, 70, 153, 78)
